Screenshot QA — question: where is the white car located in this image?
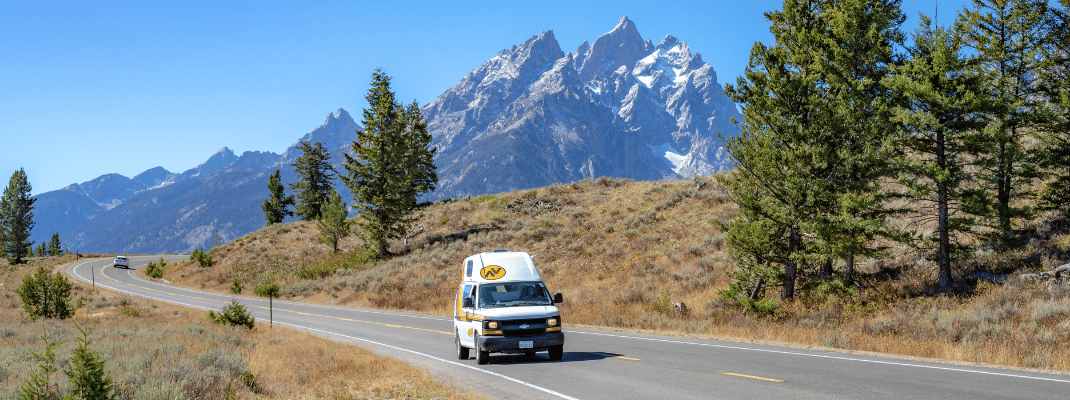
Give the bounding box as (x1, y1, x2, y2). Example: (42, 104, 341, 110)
(113, 256, 129, 269)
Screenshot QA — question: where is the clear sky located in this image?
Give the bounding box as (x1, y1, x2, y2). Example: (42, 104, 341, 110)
(2, 0, 970, 195)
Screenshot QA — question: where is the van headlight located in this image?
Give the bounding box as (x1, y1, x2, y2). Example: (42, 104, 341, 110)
(483, 321, 502, 335)
(546, 317, 561, 332)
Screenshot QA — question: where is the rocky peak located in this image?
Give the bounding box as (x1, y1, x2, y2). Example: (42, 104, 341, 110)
(326, 108, 353, 125)
(177, 147, 239, 180)
(577, 15, 653, 83)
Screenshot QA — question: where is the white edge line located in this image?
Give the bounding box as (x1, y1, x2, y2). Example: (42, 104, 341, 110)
(68, 260, 579, 400)
(568, 331, 1070, 384)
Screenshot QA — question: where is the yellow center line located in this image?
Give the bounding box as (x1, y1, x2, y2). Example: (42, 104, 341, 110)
(721, 372, 784, 383)
(96, 262, 452, 336)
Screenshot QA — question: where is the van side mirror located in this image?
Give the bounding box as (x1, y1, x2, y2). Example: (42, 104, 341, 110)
(553, 293, 563, 304)
(463, 297, 474, 308)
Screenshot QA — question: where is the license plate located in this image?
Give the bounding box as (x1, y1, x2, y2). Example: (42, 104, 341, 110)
(519, 341, 533, 349)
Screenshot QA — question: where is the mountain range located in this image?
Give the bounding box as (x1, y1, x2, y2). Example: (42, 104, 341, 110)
(31, 16, 740, 254)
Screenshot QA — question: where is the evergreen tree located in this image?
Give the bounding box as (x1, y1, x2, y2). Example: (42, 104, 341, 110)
(721, 0, 833, 300)
(65, 322, 117, 400)
(814, 0, 905, 285)
(262, 169, 294, 225)
(35, 242, 46, 258)
(886, 16, 996, 292)
(17, 266, 79, 321)
(959, 0, 1051, 247)
(289, 142, 337, 221)
(317, 188, 350, 253)
(1037, 0, 1070, 218)
(47, 232, 61, 256)
(1, 168, 36, 264)
(17, 329, 62, 400)
(342, 69, 437, 260)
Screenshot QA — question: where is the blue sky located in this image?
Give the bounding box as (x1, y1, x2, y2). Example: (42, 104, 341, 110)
(2, 0, 969, 195)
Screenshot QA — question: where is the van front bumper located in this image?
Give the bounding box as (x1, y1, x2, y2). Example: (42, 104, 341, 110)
(478, 332, 564, 352)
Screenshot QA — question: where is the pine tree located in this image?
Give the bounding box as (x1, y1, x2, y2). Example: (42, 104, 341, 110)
(65, 322, 117, 400)
(317, 188, 350, 253)
(721, 0, 834, 300)
(289, 142, 337, 221)
(1037, 1, 1070, 218)
(262, 169, 294, 225)
(35, 242, 46, 258)
(342, 69, 437, 260)
(886, 16, 996, 292)
(47, 232, 61, 256)
(1, 168, 36, 264)
(17, 328, 62, 400)
(17, 266, 79, 320)
(814, 0, 905, 285)
(959, 0, 1051, 248)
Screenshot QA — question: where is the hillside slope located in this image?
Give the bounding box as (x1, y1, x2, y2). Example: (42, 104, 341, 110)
(163, 176, 1070, 372)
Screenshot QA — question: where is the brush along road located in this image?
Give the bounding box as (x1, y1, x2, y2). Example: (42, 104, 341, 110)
(69, 256, 1070, 399)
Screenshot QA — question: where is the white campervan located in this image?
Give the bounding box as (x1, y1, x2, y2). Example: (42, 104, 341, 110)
(454, 249, 564, 365)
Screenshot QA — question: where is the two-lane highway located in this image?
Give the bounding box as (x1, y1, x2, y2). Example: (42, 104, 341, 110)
(69, 257, 1070, 399)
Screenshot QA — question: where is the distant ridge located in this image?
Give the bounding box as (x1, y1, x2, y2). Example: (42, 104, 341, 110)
(33, 109, 363, 253)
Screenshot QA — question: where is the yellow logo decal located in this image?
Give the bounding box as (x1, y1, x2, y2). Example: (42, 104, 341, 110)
(480, 265, 505, 280)
(467, 328, 474, 336)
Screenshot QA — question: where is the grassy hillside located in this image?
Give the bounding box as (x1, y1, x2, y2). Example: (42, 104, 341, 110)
(163, 176, 1070, 372)
(0, 256, 475, 399)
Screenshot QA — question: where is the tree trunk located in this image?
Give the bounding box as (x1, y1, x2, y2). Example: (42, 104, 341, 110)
(820, 259, 833, 277)
(844, 251, 855, 286)
(937, 128, 952, 293)
(782, 227, 800, 300)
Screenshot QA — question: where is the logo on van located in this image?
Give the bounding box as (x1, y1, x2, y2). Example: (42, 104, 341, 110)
(480, 265, 506, 280)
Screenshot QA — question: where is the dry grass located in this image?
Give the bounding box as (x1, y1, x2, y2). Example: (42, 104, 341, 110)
(0, 255, 475, 399)
(162, 175, 1070, 372)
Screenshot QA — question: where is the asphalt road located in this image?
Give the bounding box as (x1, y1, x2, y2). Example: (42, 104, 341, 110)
(68, 256, 1070, 399)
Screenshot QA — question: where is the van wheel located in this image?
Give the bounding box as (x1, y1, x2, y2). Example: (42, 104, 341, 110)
(548, 345, 563, 361)
(456, 333, 470, 360)
(475, 334, 490, 365)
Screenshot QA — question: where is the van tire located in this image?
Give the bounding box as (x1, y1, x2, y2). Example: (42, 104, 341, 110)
(548, 345, 563, 361)
(475, 334, 490, 365)
(456, 333, 469, 360)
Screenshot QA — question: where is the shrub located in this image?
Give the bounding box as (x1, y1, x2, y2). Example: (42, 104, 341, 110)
(229, 278, 243, 294)
(239, 371, 260, 393)
(190, 248, 215, 268)
(16, 266, 80, 321)
(120, 308, 141, 317)
(207, 301, 255, 329)
(145, 262, 163, 279)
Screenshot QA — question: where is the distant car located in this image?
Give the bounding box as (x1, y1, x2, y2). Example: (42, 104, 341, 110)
(113, 256, 129, 269)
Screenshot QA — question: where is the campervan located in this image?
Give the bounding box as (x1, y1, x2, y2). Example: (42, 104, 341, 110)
(454, 250, 564, 364)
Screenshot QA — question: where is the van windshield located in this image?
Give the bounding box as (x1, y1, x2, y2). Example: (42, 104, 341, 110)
(477, 282, 553, 308)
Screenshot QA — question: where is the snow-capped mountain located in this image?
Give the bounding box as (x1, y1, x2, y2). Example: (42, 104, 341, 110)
(423, 16, 740, 199)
